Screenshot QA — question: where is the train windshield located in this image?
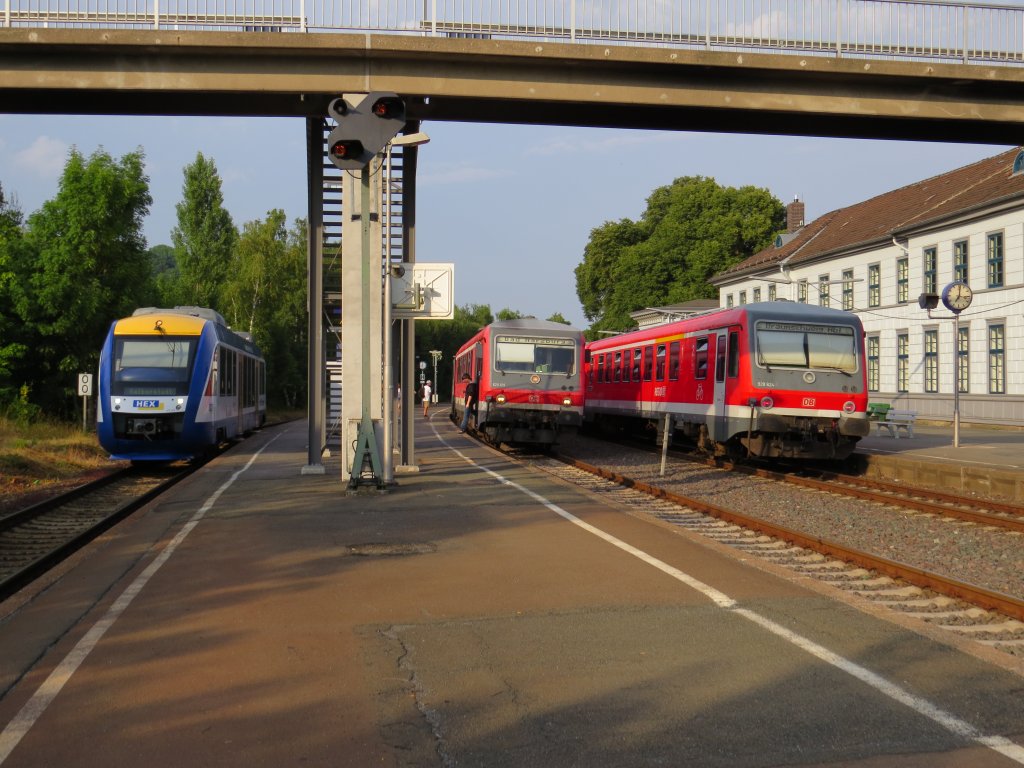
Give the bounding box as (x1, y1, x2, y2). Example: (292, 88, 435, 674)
(755, 322, 857, 373)
(494, 335, 577, 375)
(113, 337, 196, 393)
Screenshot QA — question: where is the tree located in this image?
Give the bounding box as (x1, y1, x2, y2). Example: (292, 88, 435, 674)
(574, 176, 784, 332)
(172, 153, 237, 309)
(4, 148, 154, 413)
(148, 244, 186, 307)
(545, 312, 572, 325)
(222, 211, 307, 408)
(0, 183, 26, 402)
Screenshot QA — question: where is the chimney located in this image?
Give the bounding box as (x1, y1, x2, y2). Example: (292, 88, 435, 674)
(786, 196, 805, 233)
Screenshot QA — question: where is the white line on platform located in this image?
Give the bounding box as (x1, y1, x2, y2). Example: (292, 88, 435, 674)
(434, 423, 1024, 765)
(0, 433, 282, 765)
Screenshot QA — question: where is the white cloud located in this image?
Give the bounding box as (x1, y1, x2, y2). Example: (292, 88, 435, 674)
(524, 130, 690, 157)
(14, 135, 69, 177)
(419, 163, 516, 185)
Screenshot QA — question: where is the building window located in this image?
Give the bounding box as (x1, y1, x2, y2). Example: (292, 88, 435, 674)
(818, 275, 830, 307)
(953, 240, 969, 283)
(867, 336, 880, 392)
(867, 264, 880, 307)
(897, 333, 909, 393)
(923, 246, 937, 294)
(842, 269, 854, 310)
(768, 283, 776, 301)
(753, 287, 761, 303)
(798, 280, 808, 303)
(987, 232, 1004, 288)
(897, 258, 909, 303)
(924, 329, 938, 393)
(726, 294, 734, 308)
(957, 325, 969, 394)
(989, 324, 1005, 394)
(739, 290, 747, 305)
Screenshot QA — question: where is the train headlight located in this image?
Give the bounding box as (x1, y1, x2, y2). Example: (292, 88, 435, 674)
(496, 394, 507, 404)
(562, 396, 572, 407)
(176, 397, 185, 410)
(843, 400, 856, 414)
(759, 396, 774, 409)
(113, 397, 121, 410)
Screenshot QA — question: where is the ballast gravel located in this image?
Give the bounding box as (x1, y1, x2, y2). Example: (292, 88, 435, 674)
(561, 435, 1024, 602)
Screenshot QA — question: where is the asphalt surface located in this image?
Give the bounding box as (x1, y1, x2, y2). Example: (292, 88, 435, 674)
(0, 413, 1021, 767)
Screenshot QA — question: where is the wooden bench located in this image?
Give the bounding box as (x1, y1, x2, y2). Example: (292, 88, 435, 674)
(867, 402, 891, 421)
(876, 409, 916, 438)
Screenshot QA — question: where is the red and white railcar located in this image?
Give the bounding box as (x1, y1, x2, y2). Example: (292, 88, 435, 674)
(452, 319, 585, 447)
(585, 302, 870, 460)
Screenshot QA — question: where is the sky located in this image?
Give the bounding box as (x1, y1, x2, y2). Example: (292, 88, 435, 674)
(0, 113, 1009, 329)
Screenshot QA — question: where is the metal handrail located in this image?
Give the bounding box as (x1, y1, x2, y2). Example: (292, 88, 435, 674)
(4, 0, 1023, 67)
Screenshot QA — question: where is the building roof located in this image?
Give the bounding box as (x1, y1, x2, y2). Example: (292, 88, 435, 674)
(713, 146, 1024, 283)
(629, 300, 721, 328)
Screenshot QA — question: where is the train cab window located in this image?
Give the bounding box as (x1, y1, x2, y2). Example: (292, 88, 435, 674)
(655, 344, 666, 380)
(694, 337, 709, 380)
(613, 351, 621, 382)
(715, 335, 727, 383)
(643, 346, 654, 381)
(668, 341, 680, 382)
(632, 348, 642, 381)
(728, 331, 740, 378)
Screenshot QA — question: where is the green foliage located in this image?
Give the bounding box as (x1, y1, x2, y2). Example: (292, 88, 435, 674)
(575, 176, 784, 331)
(221, 211, 308, 408)
(1, 148, 154, 415)
(0, 183, 27, 400)
(545, 312, 572, 325)
(172, 153, 237, 308)
(4, 385, 43, 426)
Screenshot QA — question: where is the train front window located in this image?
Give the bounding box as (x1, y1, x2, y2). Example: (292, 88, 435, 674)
(494, 336, 576, 375)
(756, 322, 857, 373)
(113, 337, 195, 394)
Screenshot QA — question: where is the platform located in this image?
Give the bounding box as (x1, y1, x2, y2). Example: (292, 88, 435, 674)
(854, 420, 1024, 501)
(0, 412, 1021, 767)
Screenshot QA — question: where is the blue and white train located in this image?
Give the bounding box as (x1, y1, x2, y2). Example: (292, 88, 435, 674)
(97, 307, 266, 462)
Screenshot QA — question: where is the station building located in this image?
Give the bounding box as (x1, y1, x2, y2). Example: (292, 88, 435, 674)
(710, 147, 1024, 427)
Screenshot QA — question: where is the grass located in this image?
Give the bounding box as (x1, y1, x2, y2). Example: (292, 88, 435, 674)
(0, 416, 116, 505)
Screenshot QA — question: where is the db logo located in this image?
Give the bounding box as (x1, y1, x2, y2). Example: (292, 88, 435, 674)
(802, 397, 816, 407)
(528, 394, 540, 403)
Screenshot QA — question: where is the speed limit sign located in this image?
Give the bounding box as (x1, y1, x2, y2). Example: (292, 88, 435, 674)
(78, 373, 93, 396)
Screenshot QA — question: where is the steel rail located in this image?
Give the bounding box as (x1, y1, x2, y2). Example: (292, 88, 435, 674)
(561, 455, 1024, 623)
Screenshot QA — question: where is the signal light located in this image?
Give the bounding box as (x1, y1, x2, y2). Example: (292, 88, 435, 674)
(330, 139, 365, 161)
(325, 91, 406, 171)
(371, 96, 404, 120)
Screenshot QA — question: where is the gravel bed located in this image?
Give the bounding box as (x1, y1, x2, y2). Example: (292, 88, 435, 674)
(563, 434, 1024, 601)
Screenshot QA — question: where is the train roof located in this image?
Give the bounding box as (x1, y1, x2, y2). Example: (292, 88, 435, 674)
(489, 318, 582, 335)
(588, 301, 862, 349)
(132, 306, 227, 326)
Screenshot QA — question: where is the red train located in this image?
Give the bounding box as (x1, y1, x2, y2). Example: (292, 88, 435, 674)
(585, 302, 870, 460)
(452, 319, 585, 447)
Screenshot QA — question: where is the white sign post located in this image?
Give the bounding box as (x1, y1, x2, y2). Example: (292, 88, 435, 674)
(78, 373, 93, 432)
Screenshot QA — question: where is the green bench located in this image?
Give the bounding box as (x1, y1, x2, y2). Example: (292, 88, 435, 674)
(867, 402, 891, 421)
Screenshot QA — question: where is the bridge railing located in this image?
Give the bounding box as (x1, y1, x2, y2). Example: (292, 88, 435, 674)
(5, 0, 1023, 66)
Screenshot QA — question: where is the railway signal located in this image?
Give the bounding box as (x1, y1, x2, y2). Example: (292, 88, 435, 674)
(326, 93, 406, 170)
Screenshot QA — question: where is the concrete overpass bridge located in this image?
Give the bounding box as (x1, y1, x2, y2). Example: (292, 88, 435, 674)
(4, 0, 1024, 481)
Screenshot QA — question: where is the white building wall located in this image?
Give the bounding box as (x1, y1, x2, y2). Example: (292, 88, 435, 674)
(719, 207, 1024, 425)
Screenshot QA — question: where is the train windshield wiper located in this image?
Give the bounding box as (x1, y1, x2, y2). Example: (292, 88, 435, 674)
(817, 366, 852, 376)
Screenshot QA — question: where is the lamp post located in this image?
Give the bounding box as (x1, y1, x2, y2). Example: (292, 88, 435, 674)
(429, 349, 442, 403)
(382, 131, 430, 485)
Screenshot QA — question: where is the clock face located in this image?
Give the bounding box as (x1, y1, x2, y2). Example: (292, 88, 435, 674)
(942, 281, 973, 313)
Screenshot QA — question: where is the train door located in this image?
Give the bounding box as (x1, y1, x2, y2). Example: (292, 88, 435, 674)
(711, 328, 741, 442)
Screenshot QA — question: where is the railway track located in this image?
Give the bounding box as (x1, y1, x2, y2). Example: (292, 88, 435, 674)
(531, 451, 1024, 657)
(0, 466, 191, 600)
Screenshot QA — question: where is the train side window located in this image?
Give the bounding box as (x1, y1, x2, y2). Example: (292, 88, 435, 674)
(603, 354, 611, 383)
(694, 337, 709, 380)
(594, 353, 603, 383)
(643, 346, 654, 381)
(610, 351, 619, 382)
(668, 341, 680, 381)
(632, 348, 642, 381)
(728, 331, 740, 378)
(655, 344, 666, 380)
(715, 335, 727, 383)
